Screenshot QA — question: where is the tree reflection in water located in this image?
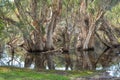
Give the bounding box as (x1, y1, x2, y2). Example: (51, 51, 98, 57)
(0, 48, 120, 77)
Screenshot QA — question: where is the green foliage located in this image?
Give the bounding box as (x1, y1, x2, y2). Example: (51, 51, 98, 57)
(87, 3, 95, 15)
(87, 0, 102, 15)
(46, 0, 52, 7)
(0, 0, 4, 7)
(108, 0, 120, 10)
(0, 19, 4, 37)
(0, 0, 15, 14)
(0, 20, 4, 30)
(87, 0, 120, 14)
(93, 0, 101, 8)
(106, 3, 120, 27)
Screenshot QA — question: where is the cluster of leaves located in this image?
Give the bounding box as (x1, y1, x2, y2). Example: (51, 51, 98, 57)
(0, 19, 5, 38)
(106, 3, 120, 27)
(87, 0, 120, 14)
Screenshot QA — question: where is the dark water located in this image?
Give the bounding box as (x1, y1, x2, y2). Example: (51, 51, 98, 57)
(0, 48, 120, 77)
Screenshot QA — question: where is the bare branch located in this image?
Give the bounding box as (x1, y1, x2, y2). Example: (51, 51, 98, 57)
(0, 16, 20, 26)
(30, 0, 37, 20)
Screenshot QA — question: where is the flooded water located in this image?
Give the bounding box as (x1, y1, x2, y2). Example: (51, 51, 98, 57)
(0, 48, 120, 77)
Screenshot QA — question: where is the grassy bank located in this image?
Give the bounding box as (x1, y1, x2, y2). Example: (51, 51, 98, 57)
(0, 66, 95, 80)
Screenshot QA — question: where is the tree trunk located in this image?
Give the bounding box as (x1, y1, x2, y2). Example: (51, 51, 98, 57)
(62, 27, 70, 51)
(96, 48, 118, 68)
(46, 54, 55, 70)
(0, 44, 4, 54)
(63, 52, 73, 70)
(44, 0, 62, 69)
(45, 13, 57, 50)
(34, 53, 46, 70)
(82, 51, 93, 70)
(44, 13, 58, 70)
(102, 19, 119, 46)
(83, 25, 96, 50)
(76, 0, 89, 49)
(83, 11, 104, 50)
(75, 50, 84, 70)
(24, 53, 34, 68)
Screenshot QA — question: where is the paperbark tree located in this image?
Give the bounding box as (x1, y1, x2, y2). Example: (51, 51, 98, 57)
(0, 0, 62, 70)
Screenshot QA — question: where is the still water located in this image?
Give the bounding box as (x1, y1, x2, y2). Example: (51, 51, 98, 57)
(0, 48, 120, 77)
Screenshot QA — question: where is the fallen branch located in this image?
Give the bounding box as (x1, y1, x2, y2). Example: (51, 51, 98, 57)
(27, 47, 63, 55)
(95, 32, 111, 48)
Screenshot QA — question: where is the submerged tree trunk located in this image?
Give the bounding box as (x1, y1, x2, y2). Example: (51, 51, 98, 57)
(82, 51, 93, 70)
(24, 53, 34, 68)
(44, 11, 58, 70)
(34, 53, 46, 70)
(75, 50, 96, 70)
(75, 50, 84, 70)
(63, 53, 73, 70)
(46, 54, 55, 70)
(96, 48, 119, 68)
(45, 0, 62, 70)
(0, 44, 4, 54)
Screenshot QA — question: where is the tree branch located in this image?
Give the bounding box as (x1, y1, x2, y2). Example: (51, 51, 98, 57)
(0, 16, 20, 26)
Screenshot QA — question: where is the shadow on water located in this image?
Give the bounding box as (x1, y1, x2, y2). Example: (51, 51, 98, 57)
(0, 47, 120, 77)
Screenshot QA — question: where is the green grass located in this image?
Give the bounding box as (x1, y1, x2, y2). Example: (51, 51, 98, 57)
(0, 66, 96, 80)
(0, 66, 69, 80)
